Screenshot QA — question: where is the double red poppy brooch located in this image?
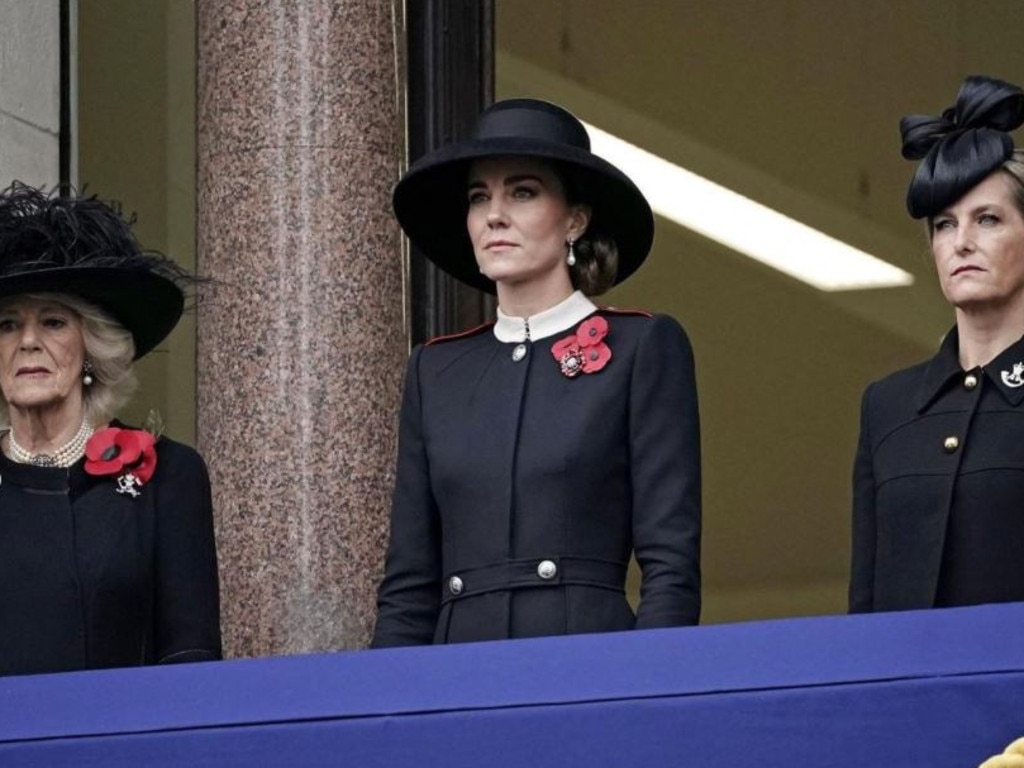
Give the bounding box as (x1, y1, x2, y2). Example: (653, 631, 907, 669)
(84, 427, 158, 498)
(550, 316, 612, 378)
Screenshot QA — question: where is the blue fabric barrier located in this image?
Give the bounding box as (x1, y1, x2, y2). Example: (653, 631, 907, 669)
(0, 604, 1021, 767)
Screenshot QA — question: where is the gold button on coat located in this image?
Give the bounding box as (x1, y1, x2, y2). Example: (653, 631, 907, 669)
(943, 436, 960, 453)
(537, 560, 557, 580)
(449, 575, 464, 595)
(964, 374, 978, 389)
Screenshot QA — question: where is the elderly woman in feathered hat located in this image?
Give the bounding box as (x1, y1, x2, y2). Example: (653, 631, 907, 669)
(372, 99, 701, 646)
(850, 75, 1024, 613)
(0, 182, 221, 675)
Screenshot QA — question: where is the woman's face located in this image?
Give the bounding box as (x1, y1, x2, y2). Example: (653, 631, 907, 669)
(931, 171, 1024, 312)
(0, 296, 86, 414)
(466, 156, 589, 289)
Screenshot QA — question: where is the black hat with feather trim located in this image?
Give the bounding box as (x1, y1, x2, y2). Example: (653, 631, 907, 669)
(901, 75, 1024, 219)
(0, 182, 194, 359)
(392, 98, 654, 294)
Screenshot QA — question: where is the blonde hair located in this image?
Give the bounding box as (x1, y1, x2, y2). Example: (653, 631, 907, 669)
(1001, 148, 1024, 218)
(0, 292, 136, 427)
(927, 149, 1024, 239)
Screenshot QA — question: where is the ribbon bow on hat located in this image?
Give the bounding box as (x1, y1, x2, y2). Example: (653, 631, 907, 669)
(900, 75, 1024, 219)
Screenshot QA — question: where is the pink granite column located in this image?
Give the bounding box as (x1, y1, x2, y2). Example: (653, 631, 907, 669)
(195, 1, 406, 656)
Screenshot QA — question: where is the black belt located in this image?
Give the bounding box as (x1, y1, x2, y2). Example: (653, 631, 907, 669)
(441, 556, 627, 603)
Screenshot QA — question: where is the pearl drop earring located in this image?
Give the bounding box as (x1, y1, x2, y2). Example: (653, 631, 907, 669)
(566, 239, 577, 267)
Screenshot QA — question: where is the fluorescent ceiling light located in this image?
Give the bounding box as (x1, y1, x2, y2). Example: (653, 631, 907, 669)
(585, 123, 914, 292)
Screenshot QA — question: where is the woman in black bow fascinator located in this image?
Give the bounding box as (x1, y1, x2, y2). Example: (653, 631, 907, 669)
(850, 76, 1024, 613)
(372, 99, 701, 646)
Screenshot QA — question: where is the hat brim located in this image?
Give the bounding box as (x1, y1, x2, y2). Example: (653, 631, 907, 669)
(393, 137, 655, 294)
(0, 267, 184, 359)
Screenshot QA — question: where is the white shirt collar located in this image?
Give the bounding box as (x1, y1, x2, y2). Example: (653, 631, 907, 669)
(493, 291, 598, 343)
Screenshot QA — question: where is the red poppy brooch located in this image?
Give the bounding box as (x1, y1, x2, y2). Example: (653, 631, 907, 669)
(550, 315, 612, 378)
(84, 428, 158, 498)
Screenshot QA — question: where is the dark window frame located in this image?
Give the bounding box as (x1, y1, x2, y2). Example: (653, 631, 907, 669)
(405, 0, 496, 345)
(59, 0, 72, 194)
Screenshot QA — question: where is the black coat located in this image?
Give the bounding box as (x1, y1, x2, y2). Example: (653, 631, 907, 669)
(850, 328, 1024, 612)
(0, 430, 221, 676)
(372, 305, 701, 646)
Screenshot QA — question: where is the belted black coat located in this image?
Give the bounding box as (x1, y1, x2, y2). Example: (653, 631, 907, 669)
(372, 307, 701, 646)
(850, 328, 1024, 612)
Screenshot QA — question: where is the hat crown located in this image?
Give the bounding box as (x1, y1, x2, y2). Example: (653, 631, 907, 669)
(474, 99, 591, 151)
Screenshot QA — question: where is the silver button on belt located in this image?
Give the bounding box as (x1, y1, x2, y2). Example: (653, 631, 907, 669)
(537, 560, 557, 580)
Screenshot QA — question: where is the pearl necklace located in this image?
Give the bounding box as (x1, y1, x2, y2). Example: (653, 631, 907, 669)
(8, 420, 94, 468)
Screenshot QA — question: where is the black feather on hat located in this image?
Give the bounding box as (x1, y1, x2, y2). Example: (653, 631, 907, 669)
(392, 99, 654, 294)
(901, 75, 1024, 219)
(0, 182, 196, 359)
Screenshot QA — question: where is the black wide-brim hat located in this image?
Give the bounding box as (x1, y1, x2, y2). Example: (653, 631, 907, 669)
(393, 99, 655, 294)
(0, 183, 189, 359)
(0, 267, 183, 359)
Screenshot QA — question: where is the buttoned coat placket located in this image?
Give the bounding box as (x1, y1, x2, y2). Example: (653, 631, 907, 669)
(851, 328, 1024, 612)
(373, 302, 702, 646)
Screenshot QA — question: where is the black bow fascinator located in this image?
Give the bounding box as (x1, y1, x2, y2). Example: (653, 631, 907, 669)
(901, 75, 1024, 219)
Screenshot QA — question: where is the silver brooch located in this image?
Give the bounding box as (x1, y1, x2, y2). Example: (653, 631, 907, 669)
(1001, 362, 1024, 388)
(115, 473, 142, 498)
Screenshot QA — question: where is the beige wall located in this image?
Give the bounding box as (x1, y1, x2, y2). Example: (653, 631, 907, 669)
(70, 1, 1024, 626)
(0, 0, 61, 188)
(77, 0, 197, 443)
(497, 0, 1024, 623)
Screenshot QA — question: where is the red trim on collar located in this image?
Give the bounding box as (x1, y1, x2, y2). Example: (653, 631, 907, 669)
(596, 306, 653, 318)
(425, 322, 495, 346)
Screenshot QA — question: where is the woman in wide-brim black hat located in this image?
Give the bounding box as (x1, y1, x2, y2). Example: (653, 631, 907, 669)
(850, 75, 1024, 614)
(373, 99, 702, 647)
(0, 182, 221, 676)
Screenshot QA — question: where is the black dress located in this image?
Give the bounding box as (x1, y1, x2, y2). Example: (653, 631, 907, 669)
(850, 328, 1024, 612)
(373, 292, 701, 646)
(0, 429, 221, 676)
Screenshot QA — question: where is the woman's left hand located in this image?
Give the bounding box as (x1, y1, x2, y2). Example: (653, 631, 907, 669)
(979, 737, 1024, 768)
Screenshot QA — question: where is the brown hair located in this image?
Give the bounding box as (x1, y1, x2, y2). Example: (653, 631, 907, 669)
(927, 148, 1024, 239)
(554, 162, 620, 297)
